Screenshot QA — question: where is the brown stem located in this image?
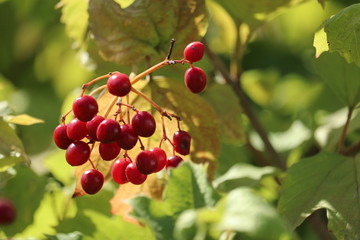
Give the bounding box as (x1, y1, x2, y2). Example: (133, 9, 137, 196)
(338, 106, 354, 152)
(205, 42, 287, 171)
(341, 140, 360, 156)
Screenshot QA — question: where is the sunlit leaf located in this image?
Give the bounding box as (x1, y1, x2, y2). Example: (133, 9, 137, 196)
(5, 114, 44, 125)
(324, 3, 360, 67)
(313, 28, 329, 58)
(213, 163, 276, 192)
(0, 118, 29, 172)
(88, 0, 207, 65)
(212, 0, 308, 29)
(278, 152, 360, 239)
(45, 232, 83, 240)
(60, 0, 89, 47)
(314, 52, 360, 107)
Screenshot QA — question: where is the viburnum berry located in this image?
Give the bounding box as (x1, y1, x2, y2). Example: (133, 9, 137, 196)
(107, 73, 131, 97)
(117, 124, 138, 150)
(150, 147, 167, 172)
(111, 158, 131, 184)
(53, 124, 73, 149)
(65, 141, 90, 166)
(81, 169, 104, 195)
(166, 155, 183, 169)
(131, 111, 156, 137)
(125, 162, 147, 185)
(86, 115, 105, 141)
(183, 41, 205, 62)
(96, 119, 121, 143)
(184, 67, 207, 94)
(99, 142, 121, 161)
(173, 130, 191, 155)
(66, 118, 88, 141)
(136, 150, 158, 175)
(72, 95, 98, 122)
(0, 198, 16, 225)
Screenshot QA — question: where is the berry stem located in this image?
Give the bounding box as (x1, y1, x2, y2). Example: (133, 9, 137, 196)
(89, 85, 107, 96)
(61, 109, 73, 123)
(103, 96, 118, 119)
(81, 73, 116, 96)
(130, 87, 164, 114)
(166, 38, 176, 60)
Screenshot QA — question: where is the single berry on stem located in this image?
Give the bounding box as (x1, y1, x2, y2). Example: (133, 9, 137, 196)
(136, 150, 158, 175)
(173, 130, 191, 155)
(96, 119, 121, 143)
(131, 111, 156, 137)
(86, 115, 105, 141)
(53, 124, 73, 149)
(99, 142, 121, 161)
(166, 155, 183, 169)
(0, 198, 16, 225)
(81, 169, 104, 195)
(107, 73, 132, 97)
(117, 124, 138, 150)
(150, 147, 167, 172)
(125, 162, 147, 185)
(66, 118, 88, 141)
(183, 41, 205, 62)
(72, 95, 98, 122)
(112, 158, 131, 184)
(65, 141, 90, 166)
(184, 67, 207, 94)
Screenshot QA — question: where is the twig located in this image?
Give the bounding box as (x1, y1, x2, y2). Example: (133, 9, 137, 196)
(338, 106, 354, 152)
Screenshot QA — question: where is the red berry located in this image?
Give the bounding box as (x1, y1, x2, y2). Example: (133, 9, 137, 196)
(81, 169, 104, 195)
(131, 111, 156, 137)
(111, 158, 131, 184)
(86, 115, 105, 141)
(136, 150, 158, 175)
(0, 198, 16, 225)
(72, 95, 98, 122)
(96, 119, 121, 143)
(150, 147, 167, 172)
(99, 142, 121, 161)
(184, 67, 207, 94)
(107, 73, 131, 97)
(125, 162, 147, 185)
(53, 124, 73, 149)
(173, 130, 191, 155)
(183, 41, 204, 62)
(65, 141, 90, 166)
(117, 124, 138, 150)
(66, 118, 88, 141)
(166, 155, 183, 169)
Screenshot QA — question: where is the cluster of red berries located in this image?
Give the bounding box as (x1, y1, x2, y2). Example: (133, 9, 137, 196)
(0, 197, 16, 225)
(53, 41, 206, 195)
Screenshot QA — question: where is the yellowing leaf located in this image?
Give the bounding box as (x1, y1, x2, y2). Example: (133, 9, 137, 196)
(88, 0, 207, 65)
(6, 114, 44, 126)
(313, 28, 329, 58)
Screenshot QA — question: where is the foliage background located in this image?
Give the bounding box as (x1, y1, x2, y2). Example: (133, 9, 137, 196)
(0, 0, 359, 239)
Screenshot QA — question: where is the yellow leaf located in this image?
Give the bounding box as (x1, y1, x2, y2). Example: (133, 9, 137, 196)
(6, 114, 44, 126)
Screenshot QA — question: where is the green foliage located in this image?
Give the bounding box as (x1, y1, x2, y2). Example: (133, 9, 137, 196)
(324, 3, 360, 67)
(315, 52, 360, 107)
(1, 0, 360, 239)
(278, 152, 360, 239)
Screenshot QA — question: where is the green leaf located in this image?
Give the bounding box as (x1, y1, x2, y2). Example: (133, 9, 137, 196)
(212, 0, 308, 28)
(0, 166, 47, 237)
(314, 52, 360, 107)
(130, 162, 219, 240)
(5, 114, 44, 125)
(60, 0, 89, 47)
(213, 163, 276, 192)
(324, 3, 360, 67)
(217, 188, 295, 239)
(56, 209, 154, 240)
(278, 152, 360, 239)
(0, 118, 29, 172)
(88, 0, 207, 65)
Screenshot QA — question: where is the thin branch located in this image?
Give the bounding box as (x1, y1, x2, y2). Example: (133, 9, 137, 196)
(205, 41, 287, 171)
(338, 106, 354, 152)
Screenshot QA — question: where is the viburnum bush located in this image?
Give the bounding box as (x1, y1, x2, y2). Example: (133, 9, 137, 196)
(53, 40, 206, 194)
